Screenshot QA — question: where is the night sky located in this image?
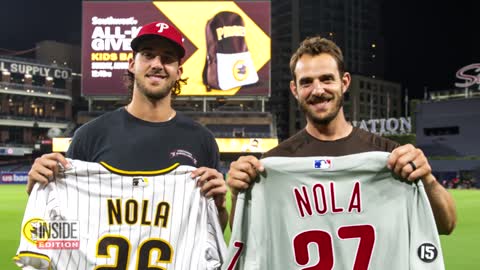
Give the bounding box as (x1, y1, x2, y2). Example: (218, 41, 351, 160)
(1, 0, 479, 99)
(382, 0, 480, 98)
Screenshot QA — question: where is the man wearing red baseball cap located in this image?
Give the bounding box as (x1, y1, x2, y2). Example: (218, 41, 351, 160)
(125, 21, 187, 99)
(25, 21, 228, 268)
(131, 21, 185, 58)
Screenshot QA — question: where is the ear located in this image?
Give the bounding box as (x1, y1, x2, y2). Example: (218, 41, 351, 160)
(128, 56, 135, 73)
(290, 80, 299, 99)
(341, 72, 351, 94)
(177, 65, 183, 80)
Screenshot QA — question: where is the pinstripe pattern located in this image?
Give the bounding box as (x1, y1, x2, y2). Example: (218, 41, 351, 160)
(15, 159, 226, 270)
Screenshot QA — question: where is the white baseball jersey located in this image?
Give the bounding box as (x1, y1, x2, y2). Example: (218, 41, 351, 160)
(15, 159, 227, 270)
(224, 151, 444, 270)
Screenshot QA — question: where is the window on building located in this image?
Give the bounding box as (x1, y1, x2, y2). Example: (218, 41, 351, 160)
(424, 126, 460, 136)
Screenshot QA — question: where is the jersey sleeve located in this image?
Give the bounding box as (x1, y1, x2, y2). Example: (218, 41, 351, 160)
(201, 198, 228, 270)
(409, 182, 445, 269)
(223, 192, 247, 270)
(14, 183, 59, 270)
(222, 191, 260, 270)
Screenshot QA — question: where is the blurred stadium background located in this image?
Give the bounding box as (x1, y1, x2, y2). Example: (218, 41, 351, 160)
(1, 0, 479, 269)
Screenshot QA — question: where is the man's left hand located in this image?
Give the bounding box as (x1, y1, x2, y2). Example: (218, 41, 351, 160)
(191, 167, 227, 210)
(388, 144, 433, 183)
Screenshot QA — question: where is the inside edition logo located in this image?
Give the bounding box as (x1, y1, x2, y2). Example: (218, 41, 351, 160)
(22, 218, 80, 249)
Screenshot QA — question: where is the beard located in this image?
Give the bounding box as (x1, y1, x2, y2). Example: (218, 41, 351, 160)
(135, 73, 176, 100)
(299, 88, 344, 125)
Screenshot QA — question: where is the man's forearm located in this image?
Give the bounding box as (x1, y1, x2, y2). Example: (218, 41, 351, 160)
(423, 174, 457, 235)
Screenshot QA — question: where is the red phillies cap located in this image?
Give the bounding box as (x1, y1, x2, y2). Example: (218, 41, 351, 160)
(131, 21, 185, 58)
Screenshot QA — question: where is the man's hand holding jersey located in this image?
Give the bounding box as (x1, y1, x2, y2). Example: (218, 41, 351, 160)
(191, 167, 229, 230)
(388, 144, 456, 234)
(388, 144, 433, 183)
(28, 155, 230, 231)
(27, 153, 71, 195)
(227, 146, 456, 234)
(227, 155, 263, 197)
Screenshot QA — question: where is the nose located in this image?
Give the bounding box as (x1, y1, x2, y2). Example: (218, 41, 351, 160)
(151, 55, 165, 68)
(311, 79, 325, 95)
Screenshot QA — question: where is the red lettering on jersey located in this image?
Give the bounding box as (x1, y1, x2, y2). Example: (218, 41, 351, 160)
(330, 181, 344, 213)
(293, 186, 313, 217)
(348, 181, 362, 213)
(312, 183, 327, 214)
(293, 181, 362, 217)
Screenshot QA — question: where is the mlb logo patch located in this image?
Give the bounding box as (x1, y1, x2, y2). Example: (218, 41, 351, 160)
(132, 177, 149, 187)
(314, 159, 332, 169)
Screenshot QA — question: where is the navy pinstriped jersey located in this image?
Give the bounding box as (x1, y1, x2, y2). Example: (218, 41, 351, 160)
(15, 159, 226, 270)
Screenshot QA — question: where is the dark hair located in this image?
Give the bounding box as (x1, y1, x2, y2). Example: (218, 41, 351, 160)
(123, 52, 188, 101)
(289, 36, 345, 83)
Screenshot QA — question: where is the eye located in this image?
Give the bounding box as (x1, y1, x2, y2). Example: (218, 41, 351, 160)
(141, 51, 154, 59)
(300, 83, 312, 89)
(321, 75, 335, 83)
(299, 78, 313, 89)
(160, 54, 177, 64)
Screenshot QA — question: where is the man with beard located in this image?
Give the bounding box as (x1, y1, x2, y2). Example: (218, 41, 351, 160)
(27, 21, 228, 230)
(226, 36, 456, 235)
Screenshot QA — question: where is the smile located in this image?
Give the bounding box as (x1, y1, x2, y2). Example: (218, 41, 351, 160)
(309, 99, 332, 111)
(146, 74, 168, 79)
(146, 74, 168, 83)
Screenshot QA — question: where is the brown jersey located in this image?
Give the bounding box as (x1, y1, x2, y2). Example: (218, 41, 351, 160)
(264, 127, 399, 158)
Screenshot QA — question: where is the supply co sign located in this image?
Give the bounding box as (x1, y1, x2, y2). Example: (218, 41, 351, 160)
(0, 59, 71, 79)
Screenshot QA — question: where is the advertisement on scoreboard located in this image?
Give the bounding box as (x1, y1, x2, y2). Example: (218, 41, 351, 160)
(82, 1, 271, 97)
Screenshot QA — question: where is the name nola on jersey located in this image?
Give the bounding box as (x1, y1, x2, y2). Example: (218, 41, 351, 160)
(107, 198, 171, 227)
(293, 181, 362, 217)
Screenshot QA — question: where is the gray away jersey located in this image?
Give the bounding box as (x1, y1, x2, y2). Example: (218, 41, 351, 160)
(224, 151, 444, 270)
(15, 159, 227, 270)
